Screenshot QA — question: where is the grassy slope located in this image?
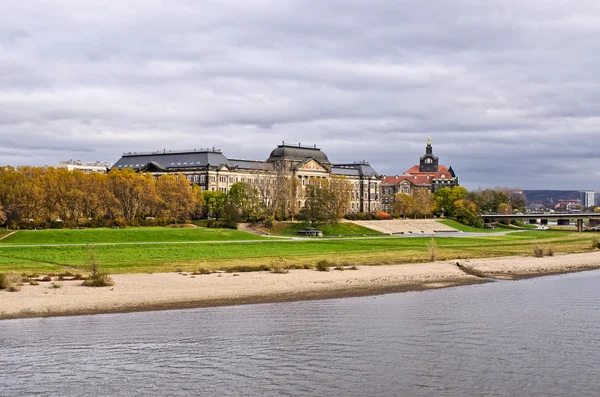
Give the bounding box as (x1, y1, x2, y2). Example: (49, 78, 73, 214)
(0, 228, 594, 274)
(0, 227, 264, 245)
(437, 219, 536, 233)
(268, 222, 382, 237)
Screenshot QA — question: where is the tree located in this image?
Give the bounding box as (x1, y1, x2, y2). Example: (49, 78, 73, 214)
(155, 174, 197, 222)
(203, 190, 226, 220)
(454, 199, 483, 227)
(108, 169, 159, 224)
(300, 184, 337, 228)
(0, 205, 6, 230)
(393, 193, 416, 218)
(328, 175, 352, 219)
(228, 182, 264, 221)
(434, 186, 467, 217)
(413, 188, 434, 218)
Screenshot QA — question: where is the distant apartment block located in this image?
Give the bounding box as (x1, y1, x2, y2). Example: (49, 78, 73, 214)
(580, 191, 600, 208)
(55, 160, 111, 174)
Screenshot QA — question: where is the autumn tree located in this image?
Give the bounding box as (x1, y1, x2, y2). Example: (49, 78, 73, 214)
(109, 169, 158, 224)
(434, 186, 467, 217)
(413, 188, 435, 218)
(393, 193, 415, 218)
(227, 182, 264, 222)
(155, 174, 197, 222)
(328, 175, 352, 219)
(454, 199, 483, 227)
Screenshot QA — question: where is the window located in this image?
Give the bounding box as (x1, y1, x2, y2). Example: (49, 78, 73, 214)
(425, 158, 433, 164)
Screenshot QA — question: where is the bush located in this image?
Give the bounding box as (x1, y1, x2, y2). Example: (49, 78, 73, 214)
(0, 272, 22, 291)
(193, 267, 212, 275)
(315, 260, 330, 272)
(427, 238, 438, 261)
(593, 237, 600, 250)
(375, 211, 393, 220)
(533, 243, 545, 258)
(334, 265, 345, 271)
(270, 257, 289, 273)
(82, 245, 114, 287)
(546, 246, 554, 257)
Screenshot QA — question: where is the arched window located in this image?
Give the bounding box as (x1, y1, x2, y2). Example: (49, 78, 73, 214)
(425, 158, 432, 164)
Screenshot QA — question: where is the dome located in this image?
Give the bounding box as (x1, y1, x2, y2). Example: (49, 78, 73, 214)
(267, 144, 330, 164)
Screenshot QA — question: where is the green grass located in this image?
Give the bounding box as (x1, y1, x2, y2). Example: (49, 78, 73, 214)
(437, 219, 537, 233)
(268, 222, 382, 237)
(0, 228, 594, 275)
(0, 227, 264, 245)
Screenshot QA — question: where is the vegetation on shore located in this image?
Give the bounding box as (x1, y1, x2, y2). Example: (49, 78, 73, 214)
(0, 227, 595, 275)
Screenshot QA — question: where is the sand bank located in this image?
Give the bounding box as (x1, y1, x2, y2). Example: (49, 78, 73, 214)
(2, 251, 600, 320)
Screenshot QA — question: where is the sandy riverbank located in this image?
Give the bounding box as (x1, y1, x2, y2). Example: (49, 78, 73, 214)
(2, 251, 600, 320)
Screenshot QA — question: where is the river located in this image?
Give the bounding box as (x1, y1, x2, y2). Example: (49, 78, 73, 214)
(1, 270, 599, 396)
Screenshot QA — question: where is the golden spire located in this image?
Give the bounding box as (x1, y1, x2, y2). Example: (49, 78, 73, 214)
(427, 136, 431, 146)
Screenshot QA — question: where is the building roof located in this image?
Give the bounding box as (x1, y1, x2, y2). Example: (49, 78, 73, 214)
(383, 165, 456, 186)
(112, 149, 232, 171)
(267, 144, 330, 164)
(229, 159, 274, 171)
(333, 162, 380, 177)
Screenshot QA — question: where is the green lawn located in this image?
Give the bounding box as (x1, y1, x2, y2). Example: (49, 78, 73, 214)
(437, 219, 537, 233)
(0, 227, 594, 275)
(0, 227, 264, 245)
(268, 222, 382, 237)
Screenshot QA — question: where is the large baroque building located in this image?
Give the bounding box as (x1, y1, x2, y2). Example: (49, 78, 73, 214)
(381, 137, 459, 212)
(112, 143, 381, 214)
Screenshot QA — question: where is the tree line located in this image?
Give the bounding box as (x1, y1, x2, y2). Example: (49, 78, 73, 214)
(392, 186, 527, 227)
(0, 167, 203, 228)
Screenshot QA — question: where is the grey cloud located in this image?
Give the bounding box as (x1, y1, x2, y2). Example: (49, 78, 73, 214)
(1, 0, 599, 189)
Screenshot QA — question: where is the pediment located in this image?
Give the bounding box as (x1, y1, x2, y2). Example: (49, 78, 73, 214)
(297, 159, 327, 172)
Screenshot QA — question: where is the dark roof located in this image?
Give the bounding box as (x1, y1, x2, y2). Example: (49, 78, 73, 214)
(333, 162, 380, 177)
(267, 144, 330, 164)
(331, 167, 360, 176)
(112, 150, 232, 171)
(229, 159, 274, 171)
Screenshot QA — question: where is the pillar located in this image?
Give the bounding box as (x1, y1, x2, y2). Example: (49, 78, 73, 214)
(577, 219, 584, 232)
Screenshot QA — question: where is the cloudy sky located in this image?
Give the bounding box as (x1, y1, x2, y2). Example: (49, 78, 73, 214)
(1, 0, 599, 190)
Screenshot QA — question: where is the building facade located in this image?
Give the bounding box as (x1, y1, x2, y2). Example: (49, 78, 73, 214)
(381, 137, 459, 212)
(112, 143, 382, 214)
(55, 160, 111, 174)
(580, 191, 600, 208)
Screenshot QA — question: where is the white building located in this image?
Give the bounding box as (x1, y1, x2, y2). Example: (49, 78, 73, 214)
(580, 191, 598, 208)
(55, 160, 111, 174)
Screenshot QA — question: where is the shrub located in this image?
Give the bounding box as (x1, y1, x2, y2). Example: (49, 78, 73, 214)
(375, 211, 393, 220)
(533, 243, 545, 258)
(593, 237, 600, 250)
(193, 267, 212, 275)
(41, 275, 52, 282)
(349, 265, 358, 270)
(225, 265, 270, 273)
(0, 272, 22, 291)
(427, 238, 438, 261)
(334, 265, 345, 271)
(270, 257, 289, 274)
(546, 246, 555, 257)
(82, 245, 114, 287)
(315, 260, 330, 272)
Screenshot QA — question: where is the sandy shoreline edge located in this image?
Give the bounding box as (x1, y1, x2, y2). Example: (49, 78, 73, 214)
(2, 251, 600, 320)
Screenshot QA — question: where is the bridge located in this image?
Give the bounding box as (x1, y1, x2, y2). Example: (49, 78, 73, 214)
(480, 213, 600, 232)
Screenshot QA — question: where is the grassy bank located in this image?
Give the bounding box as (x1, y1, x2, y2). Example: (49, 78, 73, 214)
(0, 227, 264, 245)
(0, 228, 595, 274)
(267, 222, 382, 237)
(437, 219, 537, 233)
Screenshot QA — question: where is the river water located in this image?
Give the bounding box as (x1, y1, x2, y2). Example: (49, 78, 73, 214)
(2, 271, 600, 396)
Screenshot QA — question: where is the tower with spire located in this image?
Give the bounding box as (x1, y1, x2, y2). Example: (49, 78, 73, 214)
(419, 136, 439, 172)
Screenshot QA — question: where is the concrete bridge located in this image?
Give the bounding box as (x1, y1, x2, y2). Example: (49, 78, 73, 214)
(480, 213, 600, 232)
